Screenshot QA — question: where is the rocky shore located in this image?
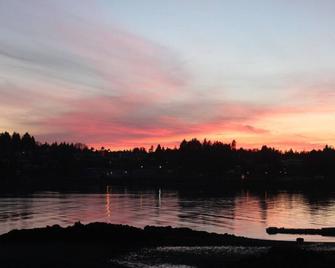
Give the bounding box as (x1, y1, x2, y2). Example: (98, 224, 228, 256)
(1, 222, 335, 267)
(267, 226, 335, 236)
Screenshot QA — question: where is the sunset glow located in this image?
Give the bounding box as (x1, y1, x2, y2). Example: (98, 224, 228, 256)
(1, 0, 335, 150)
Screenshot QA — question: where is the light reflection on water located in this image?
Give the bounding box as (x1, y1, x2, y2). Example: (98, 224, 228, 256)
(1, 187, 335, 242)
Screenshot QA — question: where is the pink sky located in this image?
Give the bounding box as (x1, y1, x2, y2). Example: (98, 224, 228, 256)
(1, 1, 335, 151)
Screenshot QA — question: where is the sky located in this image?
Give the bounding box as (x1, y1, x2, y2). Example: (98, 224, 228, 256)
(1, 0, 335, 150)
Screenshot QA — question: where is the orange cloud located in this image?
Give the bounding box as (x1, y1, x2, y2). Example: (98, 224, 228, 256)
(2, 1, 335, 151)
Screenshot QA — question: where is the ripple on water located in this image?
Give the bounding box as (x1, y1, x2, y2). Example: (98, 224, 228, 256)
(1, 189, 335, 242)
(110, 246, 269, 268)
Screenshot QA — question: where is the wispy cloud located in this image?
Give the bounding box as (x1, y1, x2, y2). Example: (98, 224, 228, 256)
(1, 1, 335, 150)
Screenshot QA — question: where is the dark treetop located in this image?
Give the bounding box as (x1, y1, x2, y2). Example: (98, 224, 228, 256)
(1, 132, 334, 190)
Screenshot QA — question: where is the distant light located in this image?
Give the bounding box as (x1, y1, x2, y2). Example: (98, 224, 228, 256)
(159, 165, 162, 169)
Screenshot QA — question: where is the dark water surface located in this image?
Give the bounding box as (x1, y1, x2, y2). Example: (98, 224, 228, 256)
(1, 186, 335, 242)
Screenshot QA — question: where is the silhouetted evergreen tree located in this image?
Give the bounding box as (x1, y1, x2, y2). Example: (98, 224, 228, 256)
(0, 132, 335, 189)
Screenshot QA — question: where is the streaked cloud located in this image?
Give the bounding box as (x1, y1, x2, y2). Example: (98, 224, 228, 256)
(1, 0, 335, 150)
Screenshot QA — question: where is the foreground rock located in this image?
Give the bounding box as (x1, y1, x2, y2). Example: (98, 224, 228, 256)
(1, 222, 335, 267)
(267, 227, 335, 236)
(0, 222, 284, 247)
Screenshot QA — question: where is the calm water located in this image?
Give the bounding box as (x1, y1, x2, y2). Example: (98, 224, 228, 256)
(1, 187, 335, 242)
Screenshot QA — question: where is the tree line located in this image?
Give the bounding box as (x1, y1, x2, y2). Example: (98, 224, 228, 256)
(0, 132, 335, 189)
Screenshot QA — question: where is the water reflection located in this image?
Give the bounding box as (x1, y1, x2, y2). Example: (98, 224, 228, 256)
(0, 187, 335, 242)
(106, 186, 112, 218)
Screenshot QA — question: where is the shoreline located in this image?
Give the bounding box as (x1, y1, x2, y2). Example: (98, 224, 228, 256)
(1, 222, 335, 267)
(0, 222, 305, 246)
